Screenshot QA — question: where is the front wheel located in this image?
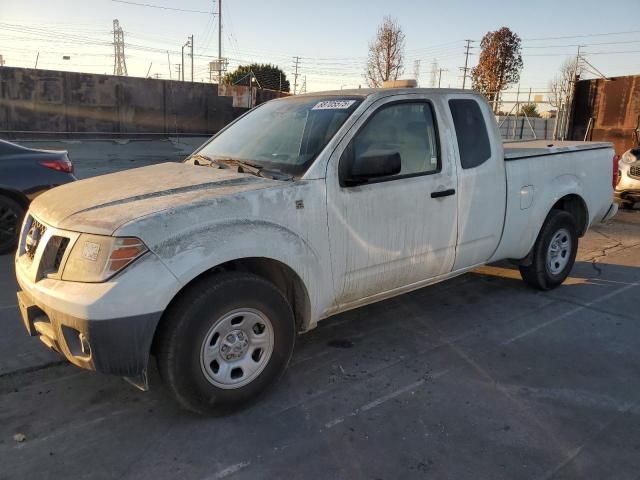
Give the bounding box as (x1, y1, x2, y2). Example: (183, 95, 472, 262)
(519, 209, 578, 290)
(156, 272, 296, 414)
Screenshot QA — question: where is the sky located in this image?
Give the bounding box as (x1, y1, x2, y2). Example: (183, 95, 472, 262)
(1, 0, 640, 103)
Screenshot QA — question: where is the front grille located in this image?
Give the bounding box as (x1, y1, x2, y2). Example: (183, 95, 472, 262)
(630, 165, 640, 179)
(24, 218, 46, 260)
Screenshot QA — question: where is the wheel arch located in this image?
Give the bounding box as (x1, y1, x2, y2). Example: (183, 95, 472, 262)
(551, 193, 589, 237)
(151, 256, 312, 355)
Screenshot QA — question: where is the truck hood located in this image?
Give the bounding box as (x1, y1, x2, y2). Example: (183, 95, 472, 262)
(30, 162, 281, 235)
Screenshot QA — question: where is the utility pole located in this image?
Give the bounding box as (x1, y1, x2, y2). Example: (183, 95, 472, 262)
(175, 64, 182, 82)
(413, 60, 421, 87)
(112, 19, 128, 76)
(563, 45, 582, 140)
(189, 34, 194, 82)
(292, 56, 301, 94)
(460, 39, 474, 89)
(34, 52, 39, 69)
(218, 0, 223, 83)
(437, 68, 447, 88)
(167, 51, 172, 80)
(146, 62, 153, 78)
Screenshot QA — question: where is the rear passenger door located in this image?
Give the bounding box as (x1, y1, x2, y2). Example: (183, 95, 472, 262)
(447, 96, 506, 269)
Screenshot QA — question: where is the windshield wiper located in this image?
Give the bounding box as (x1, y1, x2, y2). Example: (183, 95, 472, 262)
(193, 155, 292, 181)
(188, 153, 217, 167)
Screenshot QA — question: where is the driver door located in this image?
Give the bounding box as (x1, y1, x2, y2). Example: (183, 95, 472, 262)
(326, 95, 458, 307)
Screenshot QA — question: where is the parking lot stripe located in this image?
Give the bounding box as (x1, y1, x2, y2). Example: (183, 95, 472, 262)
(503, 282, 640, 345)
(208, 461, 251, 479)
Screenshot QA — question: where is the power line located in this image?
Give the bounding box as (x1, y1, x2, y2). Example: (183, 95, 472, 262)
(523, 29, 640, 41)
(523, 39, 640, 49)
(111, 0, 212, 14)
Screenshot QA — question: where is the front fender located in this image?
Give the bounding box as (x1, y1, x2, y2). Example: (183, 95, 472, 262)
(149, 219, 331, 328)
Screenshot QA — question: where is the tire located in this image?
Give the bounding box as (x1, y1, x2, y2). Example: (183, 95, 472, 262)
(156, 272, 296, 414)
(0, 195, 25, 255)
(519, 209, 578, 291)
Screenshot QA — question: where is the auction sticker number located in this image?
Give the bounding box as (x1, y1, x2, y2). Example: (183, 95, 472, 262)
(312, 100, 357, 110)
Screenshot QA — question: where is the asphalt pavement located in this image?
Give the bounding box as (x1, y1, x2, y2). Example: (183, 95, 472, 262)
(1, 142, 639, 479)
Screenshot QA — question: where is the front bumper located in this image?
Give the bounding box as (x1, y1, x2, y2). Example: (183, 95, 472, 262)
(614, 189, 640, 202)
(616, 163, 640, 202)
(14, 215, 182, 377)
(17, 289, 160, 376)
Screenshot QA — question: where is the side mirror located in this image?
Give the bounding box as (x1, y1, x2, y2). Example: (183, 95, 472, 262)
(347, 150, 401, 184)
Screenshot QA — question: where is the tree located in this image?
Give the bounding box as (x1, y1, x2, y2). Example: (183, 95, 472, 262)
(548, 58, 580, 109)
(223, 64, 290, 92)
(471, 27, 523, 111)
(520, 103, 540, 118)
(365, 16, 405, 88)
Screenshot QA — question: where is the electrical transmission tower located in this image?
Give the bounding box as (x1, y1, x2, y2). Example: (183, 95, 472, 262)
(429, 59, 439, 88)
(413, 60, 421, 87)
(112, 19, 128, 76)
(299, 76, 307, 95)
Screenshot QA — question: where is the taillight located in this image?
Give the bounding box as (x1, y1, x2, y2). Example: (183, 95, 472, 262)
(39, 158, 73, 173)
(612, 154, 620, 188)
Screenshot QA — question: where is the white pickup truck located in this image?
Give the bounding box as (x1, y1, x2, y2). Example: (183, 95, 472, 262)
(15, 88, 618, 413)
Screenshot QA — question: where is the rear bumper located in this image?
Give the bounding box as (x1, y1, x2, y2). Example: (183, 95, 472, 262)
(17, 289, 161, 376)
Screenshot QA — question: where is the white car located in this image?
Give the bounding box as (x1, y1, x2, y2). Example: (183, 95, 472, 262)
(615, 147, 640, 208)
(15, 88, 618, 414)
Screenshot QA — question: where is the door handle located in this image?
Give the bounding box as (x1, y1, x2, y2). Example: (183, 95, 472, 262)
(431, 188, 456, 198)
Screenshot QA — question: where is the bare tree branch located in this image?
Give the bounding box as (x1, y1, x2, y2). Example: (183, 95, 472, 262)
(548, 58, 580, 109)
(365, 16, 405, 88)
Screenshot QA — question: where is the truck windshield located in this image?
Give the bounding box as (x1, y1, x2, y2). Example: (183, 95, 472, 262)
(191, 96, 363, 176)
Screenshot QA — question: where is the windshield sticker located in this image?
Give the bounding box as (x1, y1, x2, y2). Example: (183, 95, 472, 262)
(312, 100, 357, 110)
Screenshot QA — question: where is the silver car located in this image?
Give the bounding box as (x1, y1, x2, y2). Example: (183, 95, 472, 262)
(616, 147, 640, 208)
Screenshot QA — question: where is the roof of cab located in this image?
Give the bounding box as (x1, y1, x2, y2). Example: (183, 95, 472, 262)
(295, 87, 475, 99)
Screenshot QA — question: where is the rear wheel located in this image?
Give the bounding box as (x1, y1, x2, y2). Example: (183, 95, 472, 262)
(519, 210, 578, 290)
(0, 195, 25, 255)
(156, 272, 296, 414)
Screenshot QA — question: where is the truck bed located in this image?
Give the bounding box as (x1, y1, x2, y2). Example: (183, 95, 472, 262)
(503, 140, 612, 161)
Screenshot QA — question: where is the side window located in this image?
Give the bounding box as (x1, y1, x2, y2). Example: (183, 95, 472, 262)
(448, 99, 491, 169)
(340, 102, 440, 184)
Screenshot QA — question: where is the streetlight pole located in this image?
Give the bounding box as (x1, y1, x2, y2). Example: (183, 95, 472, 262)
(181, 39, 190, 82)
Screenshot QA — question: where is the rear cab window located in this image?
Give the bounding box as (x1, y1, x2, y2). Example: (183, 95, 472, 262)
(448, 99, 491, 169)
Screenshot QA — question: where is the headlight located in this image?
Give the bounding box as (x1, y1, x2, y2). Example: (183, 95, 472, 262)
(62, 234, 148, 282)
(620, 150, 639, 164)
